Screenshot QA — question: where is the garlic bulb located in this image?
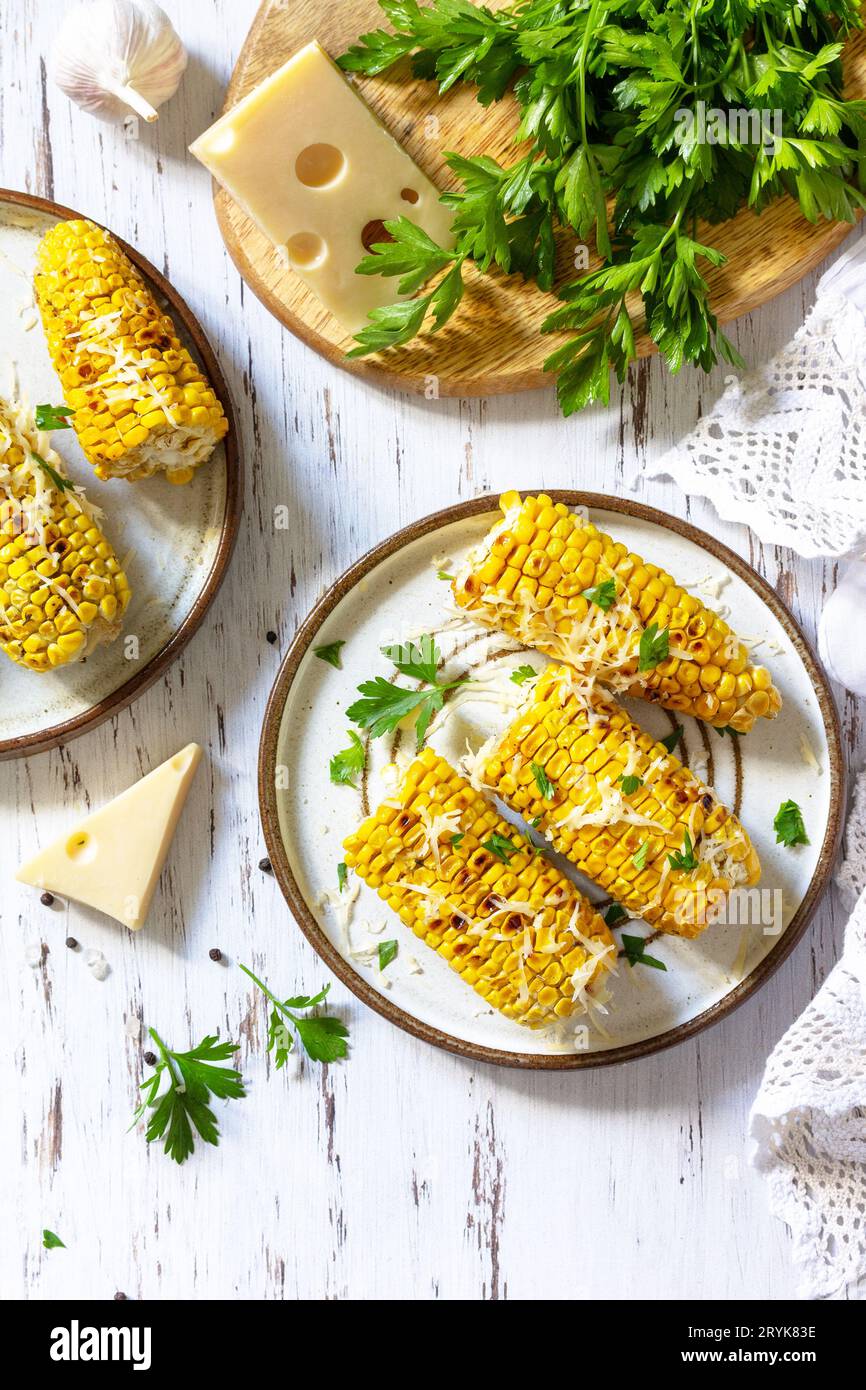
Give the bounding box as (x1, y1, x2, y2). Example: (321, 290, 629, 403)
(51, 0, 187, 123)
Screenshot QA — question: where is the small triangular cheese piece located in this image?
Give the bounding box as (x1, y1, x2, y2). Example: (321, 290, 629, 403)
(17, 744, 203, 930)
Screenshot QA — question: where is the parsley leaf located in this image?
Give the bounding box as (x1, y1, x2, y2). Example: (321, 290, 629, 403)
(337, 862, 348, 891)
(348, 636, 468, 749)
(668, 829, 698, 872)
(715, 725, 744, 739)
(378, 939, 398, 970)
(32, 452, 74, 493)
(42, 1229, 65, 1250)
(619, 774, 643, 795)
(510, 664, 537, 685)
(450, 832, 465, 847)
(660, 725, 684, 754)
(632, 839, 650, 871)
(482, 832, 518, 862)
(582, 577, 617, 611)
(132, 1028, 245, 1164)
(35, 404, 73, 431)
(437, 569, 454, 580)
(330, 730, 366, 786)
(638, 622, 670, 671)
(774, 800, 810, 848)
(240, 966, 349, 1066)
(603, 902, 629, 927)
(314, 639, 346, 669)
(622, 934, 667, 972)
(531, 761, 555, 798)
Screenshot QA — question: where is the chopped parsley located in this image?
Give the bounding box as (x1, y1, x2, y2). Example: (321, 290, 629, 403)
(482, 832, 518, 863)
(35, 403, 73, 431)
(32, 452, 74, 493)
(510, 664, 537, 686)
(659, 725, 684, 754)
(668, 829, 698, 872)
(378, 939, 398, 971)
(603, 902, 629, 927)
(638, 623, 670, 672)
(42, 1229, 65, 1250)
(581, 577, 617, 611)
(337, 862, 348, 891)
(531, 762, 555, 799)
(632, 840, 650, 871)
(619, 774, 643, 795)
(314, 639, 346, 669)
(774, 800, 809, 848)
(329, 730, 366, 786)
(621, 934, 667, 972)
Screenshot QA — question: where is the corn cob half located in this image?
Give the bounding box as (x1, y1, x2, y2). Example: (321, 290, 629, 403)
(0, 398, 131, 672)
(342, 749, 617, 1028)
(475, 665, 760, 939)
(453, 492, 781, 733)
(34, 219, 228, 484)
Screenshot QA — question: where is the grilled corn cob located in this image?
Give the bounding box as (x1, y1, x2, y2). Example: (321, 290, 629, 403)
(34, 219, 228, 484)
(453, 492, 781, 733)
(0, 399, 131, 672)
(476, 665, 760, 939)
(343, 749, 617, 1027)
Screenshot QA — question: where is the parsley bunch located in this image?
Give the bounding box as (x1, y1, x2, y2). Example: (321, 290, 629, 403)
(346, 635, 468, 748)
(341, 0, 866, 414)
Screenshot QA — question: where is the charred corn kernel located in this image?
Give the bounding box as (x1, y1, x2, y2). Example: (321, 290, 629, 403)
(343, 749, 617, 1027)
(479, 665, 760, 940)
(34, 219, 228, 484)
(0, 397, 131, 673)
(454, 493, 782, 732)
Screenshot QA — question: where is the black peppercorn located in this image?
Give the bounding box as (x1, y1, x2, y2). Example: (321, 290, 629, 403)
(259, 857, 272, 874)
(114, 1292, 127, 1301)
(40, 892, 55, 907)
(143, 1051, 157, 1067)
(266, 631, 277, 645)
(65, 936, 78, 950)
(209, 947, 223, 962)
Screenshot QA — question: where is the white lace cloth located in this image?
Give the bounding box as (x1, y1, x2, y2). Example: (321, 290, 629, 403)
(750, 773, 866, 1300)
(647, 235, 866, 559)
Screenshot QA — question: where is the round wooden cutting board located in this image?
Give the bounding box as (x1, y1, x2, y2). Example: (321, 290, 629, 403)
(216, 0, 866, 396)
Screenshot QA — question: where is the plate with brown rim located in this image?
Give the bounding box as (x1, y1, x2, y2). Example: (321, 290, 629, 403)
(0, 190, 241, 761)
(259, 492, 844, 1069)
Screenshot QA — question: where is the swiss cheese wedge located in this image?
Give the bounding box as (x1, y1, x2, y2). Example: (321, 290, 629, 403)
(17, 744, 202, 930)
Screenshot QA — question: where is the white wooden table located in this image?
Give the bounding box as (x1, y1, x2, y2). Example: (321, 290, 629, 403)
(2, 0, 858, 1302)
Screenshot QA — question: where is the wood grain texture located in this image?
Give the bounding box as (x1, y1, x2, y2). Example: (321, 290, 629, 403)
(1, 0, 862, 1303)
(215, 0, 866, 395)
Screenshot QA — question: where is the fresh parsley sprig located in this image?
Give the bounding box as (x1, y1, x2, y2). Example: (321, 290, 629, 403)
(132, 1028, 245, 1165)
(315, 639, 346, 668)
(668, 829, 698, 872)
(240, 965, 349, 1066)
(339, 0, 866, 415)
(347, 635, 468, 748)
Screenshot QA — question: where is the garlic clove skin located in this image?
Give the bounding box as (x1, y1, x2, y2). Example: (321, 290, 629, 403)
(818, 557, 866, 695)
(51, 0, 188, 124)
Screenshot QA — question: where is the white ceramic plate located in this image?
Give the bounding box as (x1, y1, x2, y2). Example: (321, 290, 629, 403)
(0, 192, 240, 760)
(260, 495, 844, 1068)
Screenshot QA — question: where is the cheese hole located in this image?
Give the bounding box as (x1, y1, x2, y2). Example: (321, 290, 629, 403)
(295, 143, 346, 188)
(400, 187, 419, 204)
(286, 232, 327, 269)
(361, 219, 395, 253)
(66, 831, 97, 864)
